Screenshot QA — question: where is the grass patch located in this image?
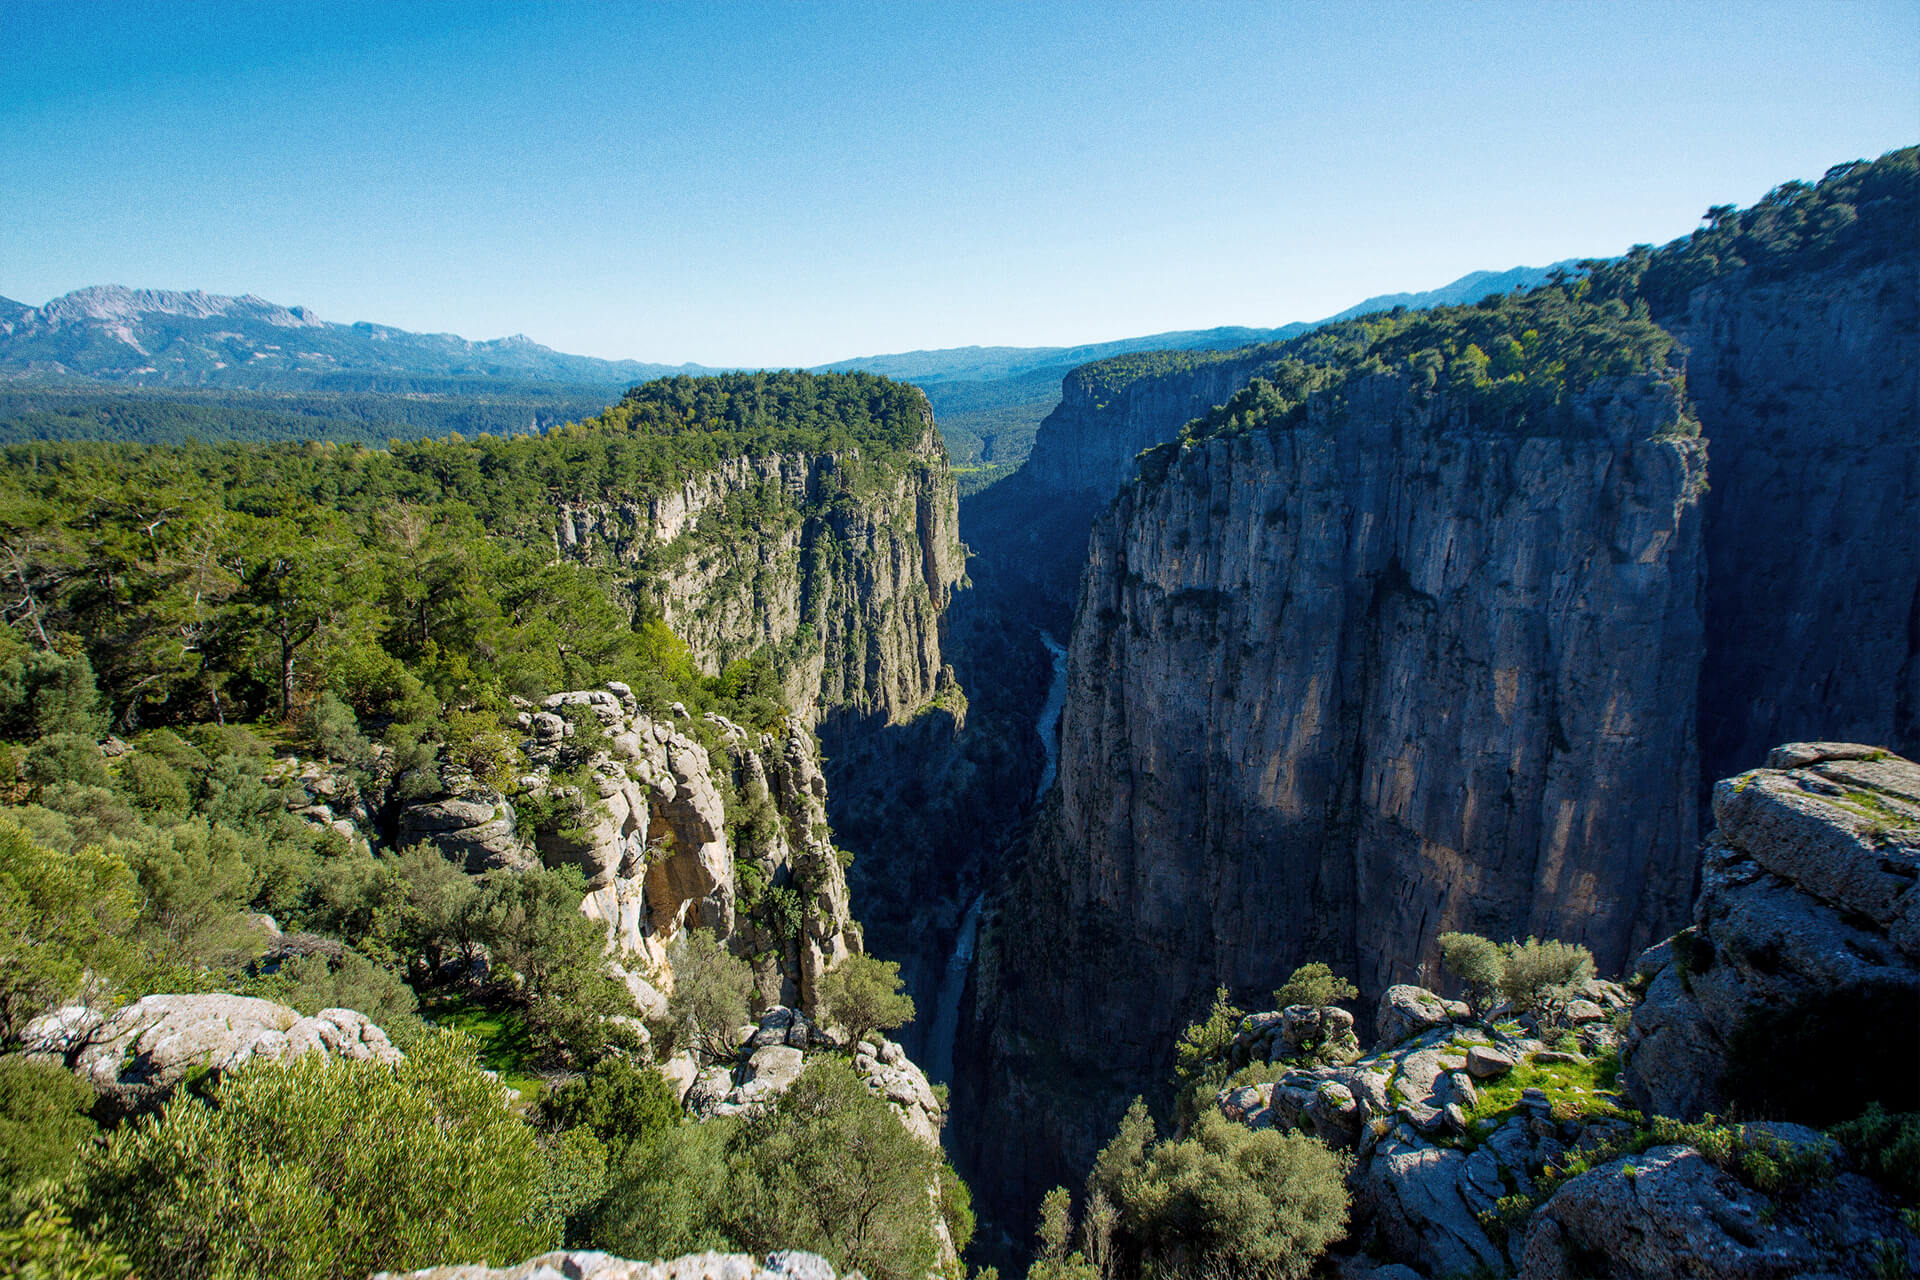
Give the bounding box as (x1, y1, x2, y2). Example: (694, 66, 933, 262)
(1462, 1049, 1628, 1146)
(420, 992, 545, 1104)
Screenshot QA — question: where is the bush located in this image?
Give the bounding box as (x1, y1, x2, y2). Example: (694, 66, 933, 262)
(1272, 962, 1357, 1010)
(73, 1034, 555, 1279)
(0, 1056, 97, 1209)
(1088, 1107, 1351, 1278)
(724, 1058, 955, 1279)
(1831, 1104, 1920, 1202)
(1498, 937, 1595, 1018)
(299, 691, 373, 766)
(592, 1116, 740, 1259)
(815, 952, 915, 1049)
(1439, 931, 1505, 1013)
(541, 1056, 682, 1156)
(0, 817, 137, 1045)
(666, 928, 755, 1062)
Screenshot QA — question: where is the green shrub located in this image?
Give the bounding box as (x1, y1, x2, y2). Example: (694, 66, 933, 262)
(1498, 937, 1596, 1019)
(73, 1033, 554, 1279)
(724, 1058, 954, 1279)
(0, 817, 138, 1045)
(1439, 931, 1505, 1013)
(540, 1056, 682, 1156)
(1831, 1105, 1920, 1203)
(592, 1115, 741, 1259)
(0, 1056, 98, 1210)
(816, 952, 915, 1049)
(0, 1207, 134, 1280)
(1088, 1107, 1351, 1278)
(1272, 962, 1357, 1010)
(666, 927, 755, 1061)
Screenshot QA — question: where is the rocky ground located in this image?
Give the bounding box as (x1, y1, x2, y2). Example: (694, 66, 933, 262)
(1213, 741, 1920, 1280)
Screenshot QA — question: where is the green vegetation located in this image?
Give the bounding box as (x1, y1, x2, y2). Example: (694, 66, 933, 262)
(0, 384, 615, 448)
(72, 1037, 556, 1279)
(1171, 986, 1243, 1125)
(590, 1058, 968, 1280)
(1478, 1111, 1837, 1245)
(1272, 961, 1358, 1011)
(1831, 1105, 1920, 1204)
(665, 927, 756, 1062)
(1064, 1098, 1351, 1279)
(1583, 145, 1918, 317)
(0, 369, 932, 732)
(1433, 931, 1596, 1030)
(815, 951, 916, 1049)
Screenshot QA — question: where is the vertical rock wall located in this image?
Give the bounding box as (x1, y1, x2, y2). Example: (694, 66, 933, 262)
(1687, 257, 1920, 778)
(963, 371, 1708, 1216)
(551, 417, 967, 727)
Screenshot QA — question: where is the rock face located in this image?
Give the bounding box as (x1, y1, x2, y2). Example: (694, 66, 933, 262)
(1624, 742, 1920, 1122)
(1518, 1137, 1918, 1280)
(965, 370, 1706, 1215)
(550, 418, 966, 728)
(1685, 258, 1920, 778)
(25, 993, 399, 1114)
(374, 1250, 842, 1280)
(520, 696, 860, 1015)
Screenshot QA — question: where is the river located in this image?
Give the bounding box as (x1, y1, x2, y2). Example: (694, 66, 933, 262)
(923, 631, 1070, 1090)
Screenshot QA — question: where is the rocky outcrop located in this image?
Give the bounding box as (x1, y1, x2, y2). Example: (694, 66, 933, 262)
(25, 993, 399, 1114)
(966, 370, 1706, 1214)
(374, 1250, 842, 1280)
(552, 419, 966, 728)
(667, 1005, 947, 1148)
(1623, 742, 1920, 1122)
(1515, 1135, 1916, 1280)
(518, 691, 859, 1016)
(1206, 981, 1629, 1278)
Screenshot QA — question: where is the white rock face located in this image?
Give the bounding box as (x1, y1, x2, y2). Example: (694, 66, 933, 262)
(524, 692, 859, 1018)
(27, 993, 399, 1111)
(375, 1249, 841, 1279)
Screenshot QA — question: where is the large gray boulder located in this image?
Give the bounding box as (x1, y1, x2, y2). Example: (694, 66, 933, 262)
(1623, 743, 1920, 1121)
(374, 1249, 840, 1279)
(1518, 1140, 1917, 1280)
(27, 993, 399, 1113)
(1375, 985, 1452, 1048)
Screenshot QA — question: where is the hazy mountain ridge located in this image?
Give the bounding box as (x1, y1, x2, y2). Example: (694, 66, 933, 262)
(0, 284, 721, 390)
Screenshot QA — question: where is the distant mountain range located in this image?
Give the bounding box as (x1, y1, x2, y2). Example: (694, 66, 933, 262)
(0, 285, 715, 391)
(1, 265, 1572, 393)
(0, 264, 1573, 461)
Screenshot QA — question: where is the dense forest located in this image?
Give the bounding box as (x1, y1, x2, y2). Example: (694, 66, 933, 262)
(0, 368, 978, 1278)
(0, 385, 620, 448)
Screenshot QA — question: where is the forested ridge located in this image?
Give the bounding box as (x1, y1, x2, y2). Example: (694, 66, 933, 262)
(0, 366, 976, 1279)
(0, 369, 937, 731)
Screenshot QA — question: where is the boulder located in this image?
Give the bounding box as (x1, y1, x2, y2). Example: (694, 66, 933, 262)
(1519, 1145, 1825, 1279)
(744, 1045, 805, 1095)
(398, 785, 531, 873)
(27, 994, 399, 1114)
(1364, 1134, 1509, 1279)
(1624, 745, 1920, 1122)
(1465, 1045, 1514, 1079)
(373, 1248, 842, 1279)
(1376, 985, 1451, 1048)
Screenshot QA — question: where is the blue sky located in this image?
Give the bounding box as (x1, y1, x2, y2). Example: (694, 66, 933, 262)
(3, 1, 1915, 366)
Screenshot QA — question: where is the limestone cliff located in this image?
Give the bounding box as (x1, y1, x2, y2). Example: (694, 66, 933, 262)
(963, 369, 1708, 1214)
(550, 417, 966, 727)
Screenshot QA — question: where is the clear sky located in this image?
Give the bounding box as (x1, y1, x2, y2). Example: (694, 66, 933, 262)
(3, 1, 1915, 367)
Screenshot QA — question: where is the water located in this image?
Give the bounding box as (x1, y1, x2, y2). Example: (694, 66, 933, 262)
(925, 892, 984, 1086)
(1035, 630, 1069, 801)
